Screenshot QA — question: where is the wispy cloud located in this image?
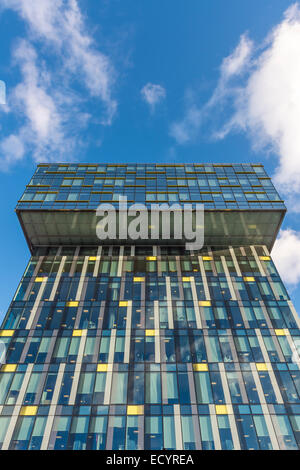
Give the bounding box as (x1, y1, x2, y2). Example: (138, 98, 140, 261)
(141, 83, 166, 112)
(169, 3, 300, 208)
(169, 104, 202, 144)
(0, 39, 77, 170)
(169, 34, 253, 143)
(0, 0, 117, 169)
(0, 80, 6, 105)
(0, 134, 25, 170)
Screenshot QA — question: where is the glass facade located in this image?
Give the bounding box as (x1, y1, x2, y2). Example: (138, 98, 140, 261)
(16, 163, 286, 250)
(17, 163, 284, 211)
(1, 163, 299, 450)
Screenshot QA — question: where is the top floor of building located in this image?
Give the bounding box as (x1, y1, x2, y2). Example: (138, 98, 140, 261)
(16, 162, 285, 212)
(15, 163, 286, 253)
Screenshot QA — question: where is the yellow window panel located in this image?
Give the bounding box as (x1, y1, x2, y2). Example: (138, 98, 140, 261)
(1, 364, 17, 372)
(97, 364, 108, 372)
(202, 256, 212, 261)
(66, 301, 79, 307)
(182, 277, 191, 282)
(275, 329, 286, 336)
(133, 277, 145, 282)
(256, 363, 268, 371)
(0, 330, 14, 337)
(145, 329, 157, 336)
(35, 277, 48, 282)
(127, 405, 144, 415)
(72, 330, 83, 337)
(89, 256, 98, 261)
(20, 406, 38, 416)
(199, 301, 211, 307)
(146, 256, 157, 261)
(119, 301, 128, 307)
(193, 363, 208, 372)
(260, 256, 270, 261)
(243, 277, 255, 282)
(215, 405, 228, 415)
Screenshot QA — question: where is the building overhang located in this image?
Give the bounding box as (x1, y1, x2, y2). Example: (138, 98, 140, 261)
(16, 207, 286, 254)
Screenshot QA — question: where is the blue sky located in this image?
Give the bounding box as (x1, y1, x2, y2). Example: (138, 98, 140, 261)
(0, 0, 300, 321)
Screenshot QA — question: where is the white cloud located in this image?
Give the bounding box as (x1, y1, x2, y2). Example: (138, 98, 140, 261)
(208, 33, 253, 111)
(0, 80, 6, 105)
(0, 0, 117, 168)
(169, 3, 300, 206)
(1, 0, 116, 120)
(169, 105, 202, 144)
(169, 34, 253, 143)
(0, 134, 25, 171)
(13, 42, 62, 140)
(0, 0, 63, 43)
(222, 4, 300, 196)
(3, 40, 75, 164)
(141, 83, 166, 111)
(220, 34, 253, 80)
(272, 229, 300, 285)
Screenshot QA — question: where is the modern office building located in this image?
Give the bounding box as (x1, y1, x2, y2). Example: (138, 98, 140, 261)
(0, 162, 300, 450)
